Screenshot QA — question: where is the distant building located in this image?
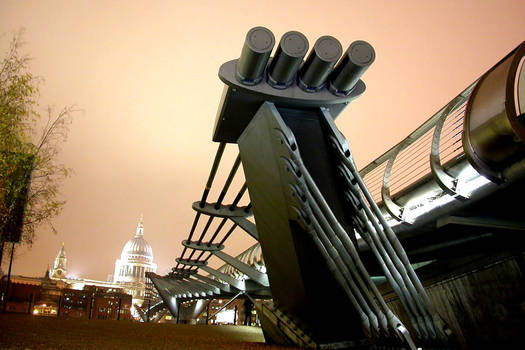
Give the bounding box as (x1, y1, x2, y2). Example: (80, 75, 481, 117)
(50, 243, 67, 279)
(49, 243, 122, 291)
(48, 216, 157, 309)
(0, 270, 132, 320)
(1, 216, 157, 320)
(113, 217, 157, 307)
(61, 285, 132, 320)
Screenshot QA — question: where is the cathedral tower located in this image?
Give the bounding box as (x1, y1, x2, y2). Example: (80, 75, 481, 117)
(51, 243, 67, 279)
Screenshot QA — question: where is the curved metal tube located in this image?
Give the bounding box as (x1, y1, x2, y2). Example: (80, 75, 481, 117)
(382, 144, 406, 222)
(463, 41, 525, 182)
(430, 97, 468, 199)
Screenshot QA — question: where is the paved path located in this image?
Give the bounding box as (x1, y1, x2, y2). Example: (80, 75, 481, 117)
(0, 314, 299, 350)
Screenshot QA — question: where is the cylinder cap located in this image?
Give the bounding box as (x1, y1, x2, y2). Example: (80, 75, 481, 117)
(280, 31, 309, 58)
(348, 40, 375, 66)
(315, 36, 343, 63)
(246, 27, 275, 53)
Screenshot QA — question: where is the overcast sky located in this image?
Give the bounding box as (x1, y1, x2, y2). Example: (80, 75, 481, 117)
(1, 0, 524, 281)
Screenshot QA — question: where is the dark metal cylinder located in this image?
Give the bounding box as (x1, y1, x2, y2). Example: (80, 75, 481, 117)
(463, 41, 525, 182)
(298, 36, 342, 92)
(236, 27, 275, 85)
(329, 40, 375, 96)
(267, 31, 309, 89)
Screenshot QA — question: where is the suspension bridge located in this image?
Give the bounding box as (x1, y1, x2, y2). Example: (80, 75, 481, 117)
(146, 27, 525, 349)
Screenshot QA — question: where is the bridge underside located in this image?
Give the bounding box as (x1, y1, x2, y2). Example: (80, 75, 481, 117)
(360, 172, 525, 272)
(373, 178, 525, 348)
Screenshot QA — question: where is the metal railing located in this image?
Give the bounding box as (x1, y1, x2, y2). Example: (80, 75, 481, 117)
(359, 81, 479, 222)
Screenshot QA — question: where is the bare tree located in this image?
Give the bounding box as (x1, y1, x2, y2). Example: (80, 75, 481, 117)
(0, 29, 74, 267)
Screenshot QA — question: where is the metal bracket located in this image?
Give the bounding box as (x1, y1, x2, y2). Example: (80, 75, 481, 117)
(175, 258, 208, 267)
(192, 201, 252, 218)
(181, 240, 224, 251)
(169, 268, 198, 280)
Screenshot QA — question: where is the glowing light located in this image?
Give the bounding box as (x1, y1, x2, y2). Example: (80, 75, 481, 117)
(215, 309, 235, 324)
(456, 164, 491, 195)
(403, 191, 455, 223)
(33, 309, 39, 315)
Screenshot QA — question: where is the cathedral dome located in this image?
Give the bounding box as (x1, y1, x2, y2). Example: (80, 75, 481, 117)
(120, 219, 154, 262)
(121, 236, 153, 259)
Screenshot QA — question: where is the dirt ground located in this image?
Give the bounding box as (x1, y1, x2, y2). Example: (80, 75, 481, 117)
(0, 314, 299, 350)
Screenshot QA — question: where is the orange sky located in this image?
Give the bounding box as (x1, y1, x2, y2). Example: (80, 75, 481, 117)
(1, 0, 524, 281)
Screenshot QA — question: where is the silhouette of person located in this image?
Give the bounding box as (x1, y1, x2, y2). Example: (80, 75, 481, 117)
(243, 297, 254, 326)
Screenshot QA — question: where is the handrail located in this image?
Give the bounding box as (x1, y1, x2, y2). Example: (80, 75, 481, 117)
(359, 80, 479, 222)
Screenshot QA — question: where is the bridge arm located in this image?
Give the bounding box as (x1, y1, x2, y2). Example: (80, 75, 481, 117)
(230, 217, 259, 240)
(200, 265, 246, 291)
(213, 250, 269, 287)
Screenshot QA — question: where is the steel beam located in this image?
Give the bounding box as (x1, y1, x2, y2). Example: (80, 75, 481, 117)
(230, 217, 259, 240)
(436, 216, 525, 230)
(192, 274, 232, 293)
(213, 250, 269, 287)
(183, 277, 220, 295)
(200, 265, 246, 291)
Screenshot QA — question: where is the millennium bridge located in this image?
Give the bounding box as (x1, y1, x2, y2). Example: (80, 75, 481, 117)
(145, 27, 525, 349)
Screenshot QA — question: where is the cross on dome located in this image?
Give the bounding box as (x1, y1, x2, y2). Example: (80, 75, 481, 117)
(135, 214, 144, 237)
